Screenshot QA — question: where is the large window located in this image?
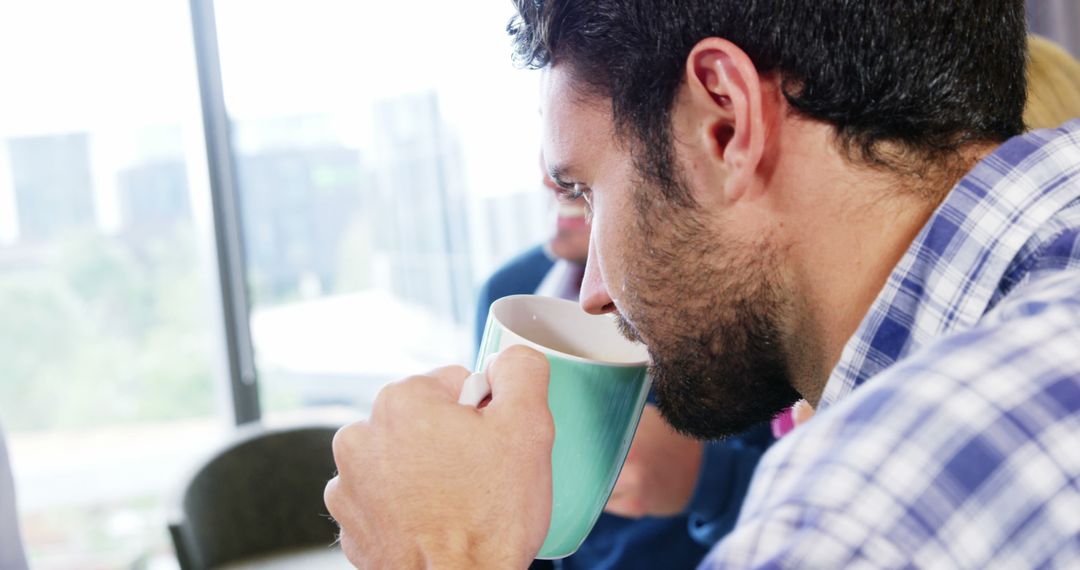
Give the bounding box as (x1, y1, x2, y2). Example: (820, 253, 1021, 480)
(212, 0, 548, 422)
(2, 0, 549, 567)
(0, 1, 228, 567)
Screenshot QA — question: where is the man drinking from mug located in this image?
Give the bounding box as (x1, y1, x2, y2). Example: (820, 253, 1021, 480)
(325, 2, 1080, 567)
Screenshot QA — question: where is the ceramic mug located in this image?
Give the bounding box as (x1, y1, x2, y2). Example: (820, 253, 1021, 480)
(460, 294, 651, 559)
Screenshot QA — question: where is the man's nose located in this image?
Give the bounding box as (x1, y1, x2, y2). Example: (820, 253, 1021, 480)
(579, 238, 616, 315)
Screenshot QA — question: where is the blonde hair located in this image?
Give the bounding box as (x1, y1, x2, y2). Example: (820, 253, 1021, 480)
(1025, 35, 1080, 130)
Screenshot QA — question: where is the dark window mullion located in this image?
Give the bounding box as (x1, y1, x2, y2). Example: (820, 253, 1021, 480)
(188, 0, 261, 425)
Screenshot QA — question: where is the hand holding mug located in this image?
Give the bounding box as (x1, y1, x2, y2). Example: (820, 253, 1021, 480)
(472, 295, 652, 558)
(324, 347, 554, 569)
(326, 294, 651, 565)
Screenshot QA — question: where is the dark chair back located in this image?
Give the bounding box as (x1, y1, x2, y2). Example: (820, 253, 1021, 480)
(168, 424, 340, 569)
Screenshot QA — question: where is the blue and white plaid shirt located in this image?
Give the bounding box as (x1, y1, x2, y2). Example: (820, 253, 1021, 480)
(704, 120, 1080, 568)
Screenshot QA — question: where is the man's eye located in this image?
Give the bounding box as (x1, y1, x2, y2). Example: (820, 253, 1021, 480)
(575, 184, 595, 221)
(557, 185, 583, 201)
(578, 184, 594, 204)
(557, 183, 586, 202)
(555, 182, 593, 221)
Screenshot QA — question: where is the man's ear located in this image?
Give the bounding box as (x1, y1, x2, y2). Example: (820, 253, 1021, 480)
(684, 38, 769, 203)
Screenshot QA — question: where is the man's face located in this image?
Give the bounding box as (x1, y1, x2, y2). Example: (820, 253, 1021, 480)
(541, 66, 800, 438)
(542, 160, 590, 264)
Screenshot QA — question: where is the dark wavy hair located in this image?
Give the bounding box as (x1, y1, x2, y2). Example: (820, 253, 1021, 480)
(509, 0, 1027, 193)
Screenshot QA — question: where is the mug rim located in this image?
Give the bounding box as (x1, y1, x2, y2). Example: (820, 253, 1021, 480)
(489, 294, 649, 367)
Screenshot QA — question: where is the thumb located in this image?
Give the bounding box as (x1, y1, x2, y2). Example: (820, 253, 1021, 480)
(484, 345, 550, 415)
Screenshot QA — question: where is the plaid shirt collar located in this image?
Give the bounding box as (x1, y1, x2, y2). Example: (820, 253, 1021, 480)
(820, 119, 1080, 408)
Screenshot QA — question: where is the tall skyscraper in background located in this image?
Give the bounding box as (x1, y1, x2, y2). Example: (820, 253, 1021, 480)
(233, 114, 367, 305)
(116, 159, 191, 234)
(8, 133, 96, 243)
(370, 90, 472, 324)
(115, 126, 192, 237)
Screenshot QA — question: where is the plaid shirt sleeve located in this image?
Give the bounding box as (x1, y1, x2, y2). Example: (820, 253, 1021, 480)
(702, 270, 1080, 569)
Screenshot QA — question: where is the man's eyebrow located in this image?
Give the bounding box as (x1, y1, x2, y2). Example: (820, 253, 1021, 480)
(546, 164, 576, 188)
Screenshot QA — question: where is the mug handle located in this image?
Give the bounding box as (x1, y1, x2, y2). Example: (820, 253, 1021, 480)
(458, 372, 491, 407)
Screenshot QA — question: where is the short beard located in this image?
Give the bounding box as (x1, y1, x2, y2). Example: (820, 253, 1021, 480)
(621, 307, 799, 440)
(619, 161, 800, 440)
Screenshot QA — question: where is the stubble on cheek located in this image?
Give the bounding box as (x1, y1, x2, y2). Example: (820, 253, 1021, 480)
(613, 314, 635, 342)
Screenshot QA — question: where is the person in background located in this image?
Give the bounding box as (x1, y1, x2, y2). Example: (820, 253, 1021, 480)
(1026, 35, 1080, 128)
(475, 156, 772, 569)
(473, 156, 591, 346)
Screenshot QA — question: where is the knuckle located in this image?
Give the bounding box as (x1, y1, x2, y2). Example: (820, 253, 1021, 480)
(331, 422, 367, 465)
(501, 343, 535, 358)
(501, 344, 549, 367)
(523, 410, 555, 447)
(373, 376, 424, 415)
(330, 426, 350, 459)
(539, 412, 555, 442)
(430, 364, 470, 378)
(338, 532, 365, 568)
(323, 477, 341, 514)
(490, 346, 551, 393)
(373, 378, 405, 406)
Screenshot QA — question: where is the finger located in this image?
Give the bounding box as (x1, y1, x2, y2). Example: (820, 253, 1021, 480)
(330, 421, 369, 474)
(371, 371, 466, 420)
(323, 476, 356, 543)
(323, 476, 342, 522)
(484, 345, 550, 414)
(424, 364, 473, 398)
(337, 530, 364, 568)
(605, 466, 646, 518)
(792, 399, 816, 427)
(604, 490, 645, 519)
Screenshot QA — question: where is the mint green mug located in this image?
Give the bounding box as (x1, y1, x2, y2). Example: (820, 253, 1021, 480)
(459, 294, 651, 559)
